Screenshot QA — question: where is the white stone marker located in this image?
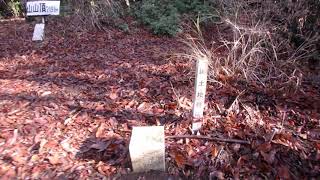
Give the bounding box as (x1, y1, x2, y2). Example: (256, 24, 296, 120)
(129, 126, 165, 172)
(32, 23, 45, 41)
(192, 57, 209, 132)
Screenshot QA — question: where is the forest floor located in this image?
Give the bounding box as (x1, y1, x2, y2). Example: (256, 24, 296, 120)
(0, 18, 319, 179)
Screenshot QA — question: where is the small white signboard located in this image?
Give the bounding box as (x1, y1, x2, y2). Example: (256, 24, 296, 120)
(129, 126, 165, 172)
(32, 23, 45, 41)
(26, 1, 60, 16)
(192, 58, 209, 131)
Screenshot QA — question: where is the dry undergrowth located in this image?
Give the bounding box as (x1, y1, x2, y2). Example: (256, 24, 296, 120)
(68, 0, 124, 30)
(182, 0, 318, 91)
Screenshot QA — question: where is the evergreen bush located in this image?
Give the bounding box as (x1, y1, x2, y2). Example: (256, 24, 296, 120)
(133, 0, 217, 36)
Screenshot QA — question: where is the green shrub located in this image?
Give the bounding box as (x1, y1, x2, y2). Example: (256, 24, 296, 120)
(133, 0, 179, 36)
(9, 0, 22, 16)
(133, 0, 218, 36)
(0, 0, 23, 17)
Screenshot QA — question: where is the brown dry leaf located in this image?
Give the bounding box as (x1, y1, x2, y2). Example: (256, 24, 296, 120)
(277, 165, 291, 179)
(272, 133, 293, 147)
(96, 161, 115, 176)
(60, 139, 78, 154)
(125, 99, 137, 109)
(109, 92, 118, 100)
(0, 165, 13, 176)
(257, 142, 272, 152)
(260, 149, 277, 164)
(2, 168, 16, 179)
(174, 152, 186, 168)
(30, 155, 40, 162)
(109, 117, 118, 128)
(137, 102, 146, 112)
(166, 102, 177, 110)
(211, 145, 218, 158)
(11, 148, 28, 164)
(96, 123, 106, 138)
(179, 97, 192, 110)
(236, 155, 249, 167)
(152, 107, 164, 114)
(41, 139, 58, 151)
(108, 143, 119, 151)
(31, 166, 44, 179)
(48, 153, 62, 165)
(140, 88, 149, 95)
(40, 91, 52, 97)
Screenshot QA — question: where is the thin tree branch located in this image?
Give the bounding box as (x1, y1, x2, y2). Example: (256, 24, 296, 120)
(166, 135, 250, 144)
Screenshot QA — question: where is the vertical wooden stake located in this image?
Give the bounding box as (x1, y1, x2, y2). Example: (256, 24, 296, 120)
(192, 57, 209, 132)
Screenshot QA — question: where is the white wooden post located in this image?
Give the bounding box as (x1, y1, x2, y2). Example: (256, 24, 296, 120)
(192, 57, 209, 132)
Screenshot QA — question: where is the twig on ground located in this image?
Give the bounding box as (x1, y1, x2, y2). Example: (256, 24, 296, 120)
(7, 102, 31, 115)
(169, 81, 182, 108)
(64, 109, 82, 125)
(166, 135, 250, 144)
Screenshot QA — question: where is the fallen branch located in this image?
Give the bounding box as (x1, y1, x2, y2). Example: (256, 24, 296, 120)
(166, 135, 250, 144)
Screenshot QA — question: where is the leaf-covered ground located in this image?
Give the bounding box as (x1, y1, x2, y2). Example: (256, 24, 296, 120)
(0, 18, 319, 179)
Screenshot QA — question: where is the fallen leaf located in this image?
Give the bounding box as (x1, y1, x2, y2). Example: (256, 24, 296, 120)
(137, 102, 146, 112)
(257, 142, 272, 152)
(109, 117, 118, 128)
(40, 91, 52, 97)
(109, 92, 118, 100)
(48, 153, 62, 165)
(30, 155, 40, 162)
(260, 149, 277, 164)
(174, 152, 186, 168)
(211, 145, 218, 158)
(125, 99, 137, 109)
(97, 161, 115, 176)
(60, 139, 78, 154)
(277, 165, 291, 179)
(166, 102, 177, 110)
(90, 141, 110, 152)
(140, 88, 149, 94)
(3, 167, 16, 179)
(96, 123, 106, 138)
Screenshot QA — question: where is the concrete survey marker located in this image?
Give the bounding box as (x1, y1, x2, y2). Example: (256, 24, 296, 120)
(32, 23, 45, 41)
(129, 126, 165, 172)
(192, 57, 209, 131)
